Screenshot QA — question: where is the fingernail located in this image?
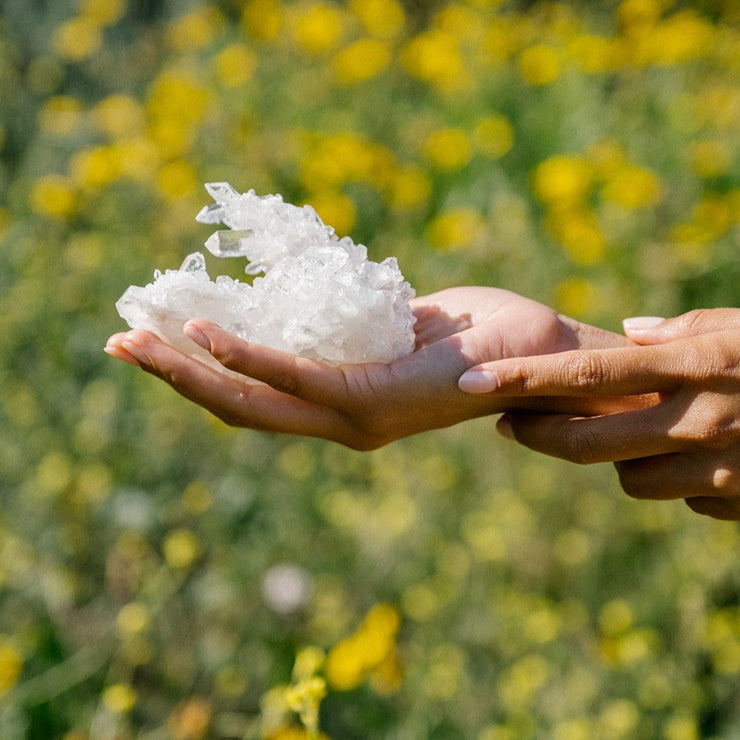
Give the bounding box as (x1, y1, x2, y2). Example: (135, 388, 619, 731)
(622, 316, 665, 333)
(121, 340, 150, 366)
(458, 369, 499, 394)
(104, 345, 141, 367)
(184, 323, 211, 352)
(496, 415, 515, 441)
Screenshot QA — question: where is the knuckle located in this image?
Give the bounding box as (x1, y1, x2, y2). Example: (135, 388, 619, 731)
(265, 370, 301, 396)
(690, 343, 735, 382)
(683, 404, 740, 449)
(510, 363, 536, 392)
(678, 308, 712, 334)
(711, 466, 740, 495)
(211, 343, 244, 372)
(568, 354, 608, 391)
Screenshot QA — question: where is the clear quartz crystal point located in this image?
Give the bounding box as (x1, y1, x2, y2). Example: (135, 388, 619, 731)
(181, 252, 207, 272)
(116, 183, 417, 365)
(204, 229, 255, 258)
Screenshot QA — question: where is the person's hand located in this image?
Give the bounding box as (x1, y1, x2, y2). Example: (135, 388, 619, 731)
(105, 287, 634, 450)
(458, 309, 740, 520)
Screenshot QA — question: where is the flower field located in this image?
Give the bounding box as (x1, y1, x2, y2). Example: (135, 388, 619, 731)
(0, 0, 738, 737)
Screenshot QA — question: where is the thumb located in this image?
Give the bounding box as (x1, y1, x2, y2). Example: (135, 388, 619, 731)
(623, 308, 740, 345)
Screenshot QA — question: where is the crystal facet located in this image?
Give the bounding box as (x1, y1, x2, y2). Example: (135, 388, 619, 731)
(116, 184, 417, 366)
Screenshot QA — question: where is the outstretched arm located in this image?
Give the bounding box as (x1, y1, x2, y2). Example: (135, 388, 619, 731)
(105, 287, 640, 450)
(458, 309, 740, 520)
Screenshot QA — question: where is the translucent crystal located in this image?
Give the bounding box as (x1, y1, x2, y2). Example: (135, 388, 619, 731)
(116, 183, 417, 366)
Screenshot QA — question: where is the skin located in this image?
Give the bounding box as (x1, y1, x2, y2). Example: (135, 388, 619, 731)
(458, 308, 740, 521)
(105, 287, 641, 451)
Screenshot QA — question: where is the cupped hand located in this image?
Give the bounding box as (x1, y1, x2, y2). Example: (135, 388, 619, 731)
(458, 309, 740, 520)
(105, 287, 632, 450)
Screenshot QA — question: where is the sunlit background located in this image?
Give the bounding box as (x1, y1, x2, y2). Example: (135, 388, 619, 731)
(0, 0, 738, 737)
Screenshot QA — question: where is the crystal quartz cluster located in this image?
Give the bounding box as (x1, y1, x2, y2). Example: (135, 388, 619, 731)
(116, 183, 416, 367)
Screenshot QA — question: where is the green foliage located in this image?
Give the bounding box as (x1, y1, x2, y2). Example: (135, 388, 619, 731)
(0, 1, 738, 738)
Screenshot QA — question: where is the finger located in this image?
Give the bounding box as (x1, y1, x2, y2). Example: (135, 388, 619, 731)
(615, 454, 740, 501)
(459, 343, 683, 397)
(105, 334, 143, 367)
(459, 333, 740, 398)
(110, 330, 354, 441)
(624, 308, 740, 345)
(500, 407, 683, 464)
(684, 496, 740, 521)
(184, 319, 362, 408)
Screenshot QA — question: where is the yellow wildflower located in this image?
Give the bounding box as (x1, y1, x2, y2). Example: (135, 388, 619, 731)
(291, 2, 345, 57)
(601, 164, 662, 208)
(241, 0, 282, 41)
(473, 114, 514, 159)
(182, 481, 213, 515)
(30, 175, 78, 218)
(102, 683, 137, 713)
(284, 677, 326, 732)
(325, 604, 401, 692)
(481, 19, 516, 65)
(553, 277, 597, 318)
(162, 528, 201, 568)
(553, 718, 595, 740)
(69, 146, 120, 190)
(689, 139, 730, 179)
(79, 0, 126, 26)
(546, 208, 606, 265)
(325, 637, 365, 690)
(147, 119, 194, 161)
(676, 195, 734, 243)
(38, 96, 84, 137)
(147, 70, 211, 125)
(598, 699, 640, 737)
(567, 34, 615, 73)
(401, 29, 465, 92)
(116, 602, 152, 635)
(111, 137, 161, 181)
(332, 38, 391, 85)
(214, 43, 258, 88)
(599, 599, 635, 635)
(167, 7, 224, 53)
(389, 164, 432, 210)
(426, 207, 486, 251)
(293, 646, 325, 681)
(0, 638, 23, 696)
(586, 138, 625, 179)
(496, 654, 550, 712)
(349, 0, 405, 41)
(518, 44, 562, 86)
(299, 132, 395, 192)
(649, 10, 714, 66)
(423, 128, 473, 172)
(663, 715, 700, 740)
(74, 462, 113, 506)
(617, 0, 663, 32)
(306, 191, 356, 236)
(533, 155, 592, 206)
(52, 16, 102, 62)
(433, 4, 484, 44)
(92, 94, 144, 138)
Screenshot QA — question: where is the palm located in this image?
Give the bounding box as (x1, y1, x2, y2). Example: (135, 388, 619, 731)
(106, 287, 629, 448)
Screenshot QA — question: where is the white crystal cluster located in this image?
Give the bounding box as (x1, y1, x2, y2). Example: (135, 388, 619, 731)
(116, 183, 416, 365)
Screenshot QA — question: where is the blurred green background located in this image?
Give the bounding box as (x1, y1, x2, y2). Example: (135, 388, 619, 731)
(0, 0, 738, 738)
